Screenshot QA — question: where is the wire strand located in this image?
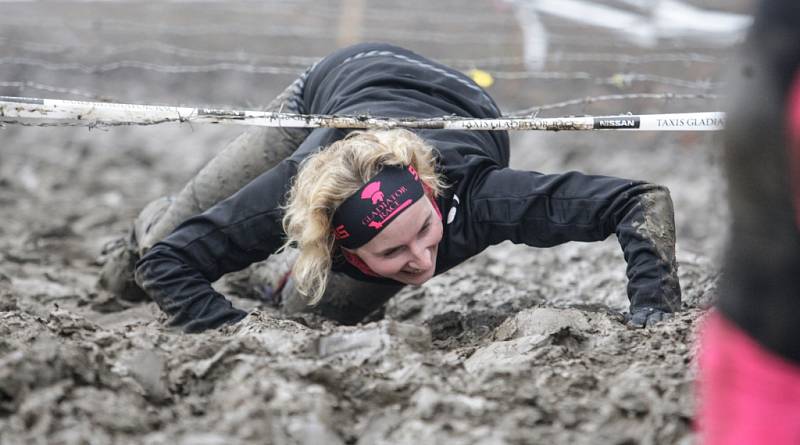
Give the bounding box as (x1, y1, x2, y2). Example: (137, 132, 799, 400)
(0, 37, 722, 67)
(508, 92, 722, 116)
(0, 57, 721, 91)
(0, 81, 107, 100)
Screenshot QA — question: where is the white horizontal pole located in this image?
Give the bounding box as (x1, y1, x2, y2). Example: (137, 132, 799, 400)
(0, 96, 725, 131)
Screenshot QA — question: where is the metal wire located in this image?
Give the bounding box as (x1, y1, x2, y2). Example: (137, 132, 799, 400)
(0, 82, 720, 116)
(0, 81, 105, 100)
(0, 57, 302, 75)
(0, 57, 721, 92)
(0, 37, 721, 67)
(0, 17, 517, 46)
(509, 92, 722, 116)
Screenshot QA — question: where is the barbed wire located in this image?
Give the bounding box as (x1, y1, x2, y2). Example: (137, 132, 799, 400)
(0, 15, 741, 50)
(508, 92, 722, 116)
(0, 57, 721, 91)
(541, 52, 720, 65)
(0, 2, 734, 131)
(0, 57, 301, 75)
(219, 3, 516, 26)
(0, 17, 517, 46)
(61, 1, 516, 27)
(0, 37, 722, 67)
(447, 52, 721, 67)
(0, 81, 107, 100)
(0, 81, 720, 116)
(0, 38, 321, 65)
(484, 70, 719, 90)
(232, 3, 514, 24)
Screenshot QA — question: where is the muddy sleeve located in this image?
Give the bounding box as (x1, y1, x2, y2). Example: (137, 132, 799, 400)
(134, 160, 297, 333)
(467, 168, 681, 312)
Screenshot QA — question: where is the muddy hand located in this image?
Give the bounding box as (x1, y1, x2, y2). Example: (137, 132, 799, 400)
(625, 307, 672, 328)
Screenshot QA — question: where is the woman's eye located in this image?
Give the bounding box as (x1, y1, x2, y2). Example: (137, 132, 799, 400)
(419, 224, 430, 235)
(383, 248, 401, 257)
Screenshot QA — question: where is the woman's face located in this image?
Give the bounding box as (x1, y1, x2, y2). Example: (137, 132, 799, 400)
(349, 196, 443, 285)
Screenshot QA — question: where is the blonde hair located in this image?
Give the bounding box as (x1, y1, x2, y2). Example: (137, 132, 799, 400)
(281, 129, 446, 305)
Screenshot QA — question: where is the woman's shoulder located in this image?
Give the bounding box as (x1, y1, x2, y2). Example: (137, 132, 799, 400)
(424, 130, 510, 174)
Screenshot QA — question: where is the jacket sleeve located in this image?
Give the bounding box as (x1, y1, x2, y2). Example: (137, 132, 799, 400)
(465, 168, 681, 312)
(134, 160, 297, 333)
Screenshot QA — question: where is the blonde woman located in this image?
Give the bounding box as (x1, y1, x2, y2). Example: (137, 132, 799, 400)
(115, 43, 680, 332)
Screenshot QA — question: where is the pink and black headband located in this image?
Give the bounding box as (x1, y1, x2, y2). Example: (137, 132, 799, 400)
(332, 165, 424, 249)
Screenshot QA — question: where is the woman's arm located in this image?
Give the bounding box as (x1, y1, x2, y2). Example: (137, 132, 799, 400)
(134, 160, 298, 332)
(464, 168, 681, 323)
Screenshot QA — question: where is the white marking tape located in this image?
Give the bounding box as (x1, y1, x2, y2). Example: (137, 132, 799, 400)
(0, 96, 726, 131)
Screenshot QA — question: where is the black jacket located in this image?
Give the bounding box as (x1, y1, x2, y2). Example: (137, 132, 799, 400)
(135, 43, 681, 332)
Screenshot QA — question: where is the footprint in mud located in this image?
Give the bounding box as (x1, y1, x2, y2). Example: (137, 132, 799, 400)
(426, 309, 510, 349)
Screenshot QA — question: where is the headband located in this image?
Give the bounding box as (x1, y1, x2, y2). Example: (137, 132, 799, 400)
(332, 165, 425, 249)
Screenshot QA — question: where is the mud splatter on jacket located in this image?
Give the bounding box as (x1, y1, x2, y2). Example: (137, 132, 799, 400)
(135, 43, 681, 333)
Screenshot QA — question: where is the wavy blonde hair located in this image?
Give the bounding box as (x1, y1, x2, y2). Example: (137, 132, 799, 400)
(281, 129, 447, 305)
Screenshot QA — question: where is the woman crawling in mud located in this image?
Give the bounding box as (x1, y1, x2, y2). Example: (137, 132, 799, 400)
(101, 43, 681, 333)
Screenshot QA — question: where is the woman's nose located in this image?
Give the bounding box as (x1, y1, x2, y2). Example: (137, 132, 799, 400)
(408, 243, 433, 269)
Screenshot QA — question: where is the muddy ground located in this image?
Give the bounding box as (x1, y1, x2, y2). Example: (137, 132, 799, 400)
(0, 0, 753, 443)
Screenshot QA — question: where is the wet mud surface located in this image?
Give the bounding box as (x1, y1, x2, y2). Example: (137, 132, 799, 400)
(0, 0, 751, 443)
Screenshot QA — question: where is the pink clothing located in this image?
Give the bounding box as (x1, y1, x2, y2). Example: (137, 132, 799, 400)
(697, 311, 800, 445)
